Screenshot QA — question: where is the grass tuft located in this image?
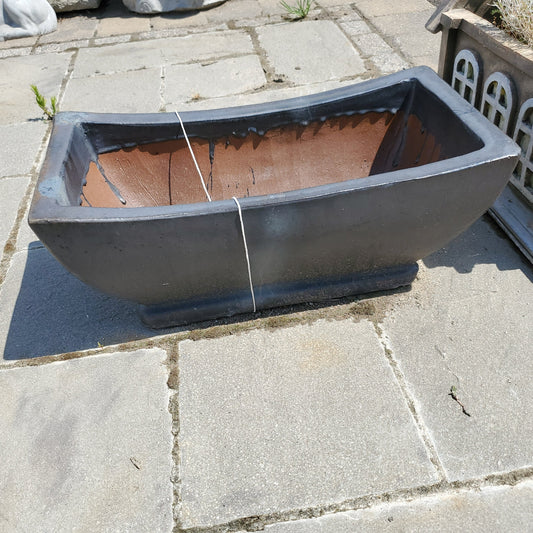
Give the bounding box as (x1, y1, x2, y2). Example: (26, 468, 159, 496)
(280, 0, 314, 19)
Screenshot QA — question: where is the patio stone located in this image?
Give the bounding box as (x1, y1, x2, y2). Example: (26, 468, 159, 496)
(264, 480, 533, 532)
(150, 12, 210, 30)
(177, 319, 438, 529)
(37, 13, 98, 43)
(355, 0, 434, 18)
(165, 55, 266, 104)
(204, 0, 262, 22)
(0, 177, 30, 252)
(0, 248, 157, 362)
(382, 217, 533, 481)
(0, 122, 48, 177)
(257, 20, 365, 84)
(62, 68, 162, 113)
(96, 13, 151, 37)
(0, 348, 173, 532)
(71, 30, 254, 78)
(0, 52, 72, 124)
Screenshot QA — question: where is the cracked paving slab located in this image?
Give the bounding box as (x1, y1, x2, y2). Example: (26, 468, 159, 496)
(381, 217, 533, 481)
(0, 348, 173, 532)
(177, 319, 439, 529)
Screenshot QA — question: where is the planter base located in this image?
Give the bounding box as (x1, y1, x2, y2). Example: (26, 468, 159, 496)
(139, 263, 419, 328)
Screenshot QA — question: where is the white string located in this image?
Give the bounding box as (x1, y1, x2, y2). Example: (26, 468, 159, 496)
(232, 196, 257, 313)
(174, 110, 255, 312)
(175, 111, 212, 202)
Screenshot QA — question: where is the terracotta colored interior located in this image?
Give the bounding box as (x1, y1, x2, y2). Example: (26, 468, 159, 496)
(81, 111, 441, 208)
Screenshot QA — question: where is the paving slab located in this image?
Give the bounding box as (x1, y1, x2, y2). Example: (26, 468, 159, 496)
(177, 319, 438, 529)
(37, 13, 98, 44)
(338, 19, 373, 37)
(390, 31, 441, 64)
(0, 248, 161, 362)
(349, 32, 410, 73)
(96, 13, 151, 37)
(382, 217, 533, 481)
(0, 122, 48, 177)
(72, 39, 165, 78)
(165, 55, 266, 105)
(263, 480, 533, 532)
(62, 68, 162, 113)
(150, 12, 210, 30)
(355, 0, 434, 18)
(72, 30, 253, 79)
(0, 177, 30, 251)
(256, 0, 289, 16)
(369, 9, 436, 37)
(257, 20, 365, 84)
(0, 348, 173, 532)
(0, 53, 73, 124)
(173, 79, 353, 110)
(205, 0, 263, 22)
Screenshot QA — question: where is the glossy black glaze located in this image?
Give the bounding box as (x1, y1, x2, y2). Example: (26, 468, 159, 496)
(29, 67, 520, 327)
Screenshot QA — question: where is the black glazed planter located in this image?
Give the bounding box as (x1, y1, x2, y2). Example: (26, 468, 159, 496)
(29, 67, 519, 328)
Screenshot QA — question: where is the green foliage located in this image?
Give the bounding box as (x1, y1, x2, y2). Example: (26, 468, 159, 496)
(280, 0, 314, 19)
(30, 84, 58, 120)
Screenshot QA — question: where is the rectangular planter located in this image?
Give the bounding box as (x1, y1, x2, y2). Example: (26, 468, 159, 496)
(28, 67, 519, 327)
(435, 8, 533, 263)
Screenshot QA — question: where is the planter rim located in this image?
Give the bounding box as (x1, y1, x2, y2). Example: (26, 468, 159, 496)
(29, 66, 520, 224)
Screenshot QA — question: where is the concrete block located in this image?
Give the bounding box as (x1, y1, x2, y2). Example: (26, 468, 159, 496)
(0, 248, 157, 362)
(0, 177, 30, 252)
(0, 52, 72, 124)
(62, 68, 162, 113)
(382, 217, 533, 481)
(177, 320, 438, 529)
(264, 480, 533, 532)
(0, 348, 173, 532)
(257, 21, 365, 84)
(0, 122, 47, 177)
(165, 55, 266, 104)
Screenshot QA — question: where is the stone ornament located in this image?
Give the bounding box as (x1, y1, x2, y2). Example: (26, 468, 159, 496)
(0, 0, 57, 41)
(48, 0, 102, 13)
(122, 0, 227, 14)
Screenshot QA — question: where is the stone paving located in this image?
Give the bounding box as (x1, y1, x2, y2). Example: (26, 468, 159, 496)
(0, 0, 532, 532)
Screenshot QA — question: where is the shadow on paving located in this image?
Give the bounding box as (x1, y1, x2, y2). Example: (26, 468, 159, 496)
(6, 215, 529, 360)
(2, 246, 173, 360)
(423, 215, 533, 280)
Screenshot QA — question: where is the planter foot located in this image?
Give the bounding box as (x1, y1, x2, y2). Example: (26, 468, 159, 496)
(139, 263, 419, 328)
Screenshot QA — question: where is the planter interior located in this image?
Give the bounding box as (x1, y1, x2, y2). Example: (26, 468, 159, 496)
(29, 67, 520, 327)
